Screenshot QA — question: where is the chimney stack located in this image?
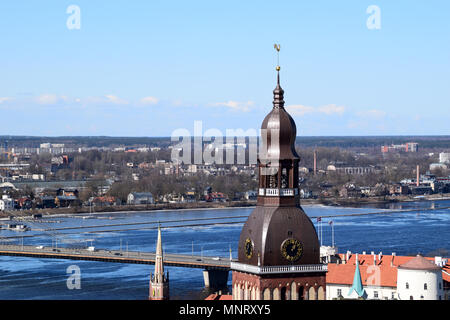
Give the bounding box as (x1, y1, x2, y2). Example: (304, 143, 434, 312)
(416, 165, 420, 186)
(313, 150, 317, 175)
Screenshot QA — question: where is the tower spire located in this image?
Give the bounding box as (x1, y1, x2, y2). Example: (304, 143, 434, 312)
(149, 225, 169, 300)
(155, 224, 164, 275)
(273, 43, 284, 109)
(348, 253, 366, 298)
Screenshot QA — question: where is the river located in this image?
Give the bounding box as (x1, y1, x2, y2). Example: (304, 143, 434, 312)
(0, 200, 448, 299)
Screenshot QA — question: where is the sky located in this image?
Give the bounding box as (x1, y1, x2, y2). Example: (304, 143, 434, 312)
(0, 1, 449, 137)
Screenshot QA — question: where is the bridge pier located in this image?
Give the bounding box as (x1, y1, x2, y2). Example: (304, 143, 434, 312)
(202, 269, 229, 289)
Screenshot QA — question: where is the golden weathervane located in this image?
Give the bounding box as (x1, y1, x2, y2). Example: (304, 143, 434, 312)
(274, 43, 281, 71)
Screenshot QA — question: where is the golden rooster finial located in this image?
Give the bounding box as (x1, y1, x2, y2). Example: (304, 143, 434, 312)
(274, 44, 281, 71)
(274, 43, 280, 52)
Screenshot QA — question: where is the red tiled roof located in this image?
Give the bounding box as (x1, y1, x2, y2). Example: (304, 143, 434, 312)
(327, 253, 449, 287)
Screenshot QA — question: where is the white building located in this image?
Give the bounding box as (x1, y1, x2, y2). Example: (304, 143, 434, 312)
(326, 252, 449, 300)
(430, 163, 448, 171)
(439, 152, 450, 164)
(0, 195, 14, 211)
(127, 192, 154, 205)
(397, 255, 445, 300)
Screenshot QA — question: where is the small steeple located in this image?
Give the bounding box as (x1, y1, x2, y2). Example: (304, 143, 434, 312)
(273, 44, 285, 109)
(149, 225, 169, 300)
(348, 254, 366, 298)
(155, 224, 164, 275)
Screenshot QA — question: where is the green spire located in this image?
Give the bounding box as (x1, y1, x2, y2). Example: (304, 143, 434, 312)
(348, 254, 366, 298)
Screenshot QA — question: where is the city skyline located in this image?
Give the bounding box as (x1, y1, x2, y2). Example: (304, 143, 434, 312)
(1, 1, 449, 137)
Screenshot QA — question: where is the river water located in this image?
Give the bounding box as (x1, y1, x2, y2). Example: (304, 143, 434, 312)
(0, 200, 449, 300)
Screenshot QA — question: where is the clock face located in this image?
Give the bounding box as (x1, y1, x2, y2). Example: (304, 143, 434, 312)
(281, 238, 303, 262)
(244, 238, 254, 259)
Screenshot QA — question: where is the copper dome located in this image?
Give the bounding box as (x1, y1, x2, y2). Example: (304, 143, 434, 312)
(260, 72, 299, 161)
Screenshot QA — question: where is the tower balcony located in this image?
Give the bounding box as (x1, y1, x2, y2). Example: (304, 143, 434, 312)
(231, 261, 327, 275)
(259, 188, 298, 197)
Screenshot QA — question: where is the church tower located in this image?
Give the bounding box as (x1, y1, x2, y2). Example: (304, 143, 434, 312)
(149, 225, 169, 300)
(231, 46, 327, 300)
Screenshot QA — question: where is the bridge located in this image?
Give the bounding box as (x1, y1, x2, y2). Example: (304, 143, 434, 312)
(0, 244, 232, 288)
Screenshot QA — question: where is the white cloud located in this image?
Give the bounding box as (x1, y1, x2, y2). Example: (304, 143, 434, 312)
(286, 104, 346, 116)
(318, 104, 346, 115)
(0, 97, 13, 104)
(140, 96, 159, 105)
(104, 94, 129, 105)
(285, 104, 315, 116)
(35, 94, 60, 105)
(210, 100, 255, 112)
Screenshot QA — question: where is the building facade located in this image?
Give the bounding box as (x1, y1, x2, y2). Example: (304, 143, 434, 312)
(0, 195, 14, 211)
(127, 192, 154, 205)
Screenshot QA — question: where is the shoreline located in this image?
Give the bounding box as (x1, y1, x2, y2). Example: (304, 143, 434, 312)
(2, 194, 450, 220)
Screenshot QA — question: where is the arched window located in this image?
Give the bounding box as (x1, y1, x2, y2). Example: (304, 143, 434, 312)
(308, 287, 316, 300)
(406, 282, 409, 289)
(424, 283, 427, 290)
(317, 286, 325, 300)
(263, 288, 271, 300)
(273, 288, 280, 300)
(291, 282, 297, 300)
(269, 174, 277, 188)
(298, 286, 304, 300)
(281, 168, 288, 188)
(280, 287, 287, 300)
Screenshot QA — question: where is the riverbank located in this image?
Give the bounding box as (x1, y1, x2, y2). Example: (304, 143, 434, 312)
(2, 193, 450, 219)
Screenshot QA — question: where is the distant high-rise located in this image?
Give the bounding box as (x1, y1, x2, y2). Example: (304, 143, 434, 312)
(381, 142, 418, 153)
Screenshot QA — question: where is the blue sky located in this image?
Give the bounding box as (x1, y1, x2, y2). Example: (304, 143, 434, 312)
(0, 1, 449, 137)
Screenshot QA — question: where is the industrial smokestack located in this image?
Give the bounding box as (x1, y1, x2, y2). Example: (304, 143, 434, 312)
(416, 165, 420, 187)
(313, 150, 317, 175)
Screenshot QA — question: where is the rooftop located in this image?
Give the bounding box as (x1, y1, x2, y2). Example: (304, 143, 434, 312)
(398, 254, 442, 271)
(326, 253, 449, 288)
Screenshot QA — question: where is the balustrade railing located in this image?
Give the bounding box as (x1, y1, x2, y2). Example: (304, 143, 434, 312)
(231, 261, 327, 274)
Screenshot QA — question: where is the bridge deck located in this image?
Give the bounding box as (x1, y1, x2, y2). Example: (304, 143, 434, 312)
(0, 244, 231, 270)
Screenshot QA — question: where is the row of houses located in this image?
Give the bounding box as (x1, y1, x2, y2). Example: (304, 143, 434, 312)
(0, 194, 81, 211)
(312, 174, 450, 199)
